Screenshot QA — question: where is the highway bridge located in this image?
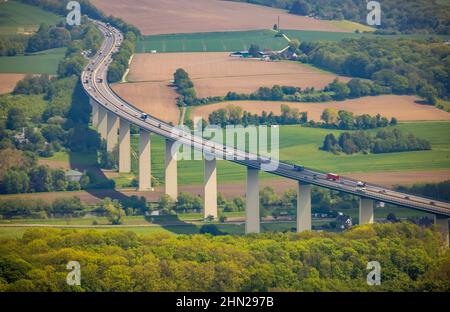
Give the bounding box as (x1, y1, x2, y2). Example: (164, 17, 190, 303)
(81, 20, 449, 243)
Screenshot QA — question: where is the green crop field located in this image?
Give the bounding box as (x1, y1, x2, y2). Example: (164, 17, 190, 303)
(136, 30, 289, 53)
(137, 29, 450, 54)
(0, 47, 66, 74)
(0, 0, 61, 35)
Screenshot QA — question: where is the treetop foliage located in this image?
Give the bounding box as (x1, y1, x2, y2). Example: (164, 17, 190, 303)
(0, 223, 448, 291)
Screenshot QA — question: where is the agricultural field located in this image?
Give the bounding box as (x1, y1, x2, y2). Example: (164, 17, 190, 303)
(136, 30, 289, 53)
(91, 0, 353, 35)
(0, 0, 61, 35)
(0, 47, 66, 74)
(137, 29, 450, 54)
(120, 52, 347, 116)
(191, 95, 450, 122)
(0, 73, 25, 94)
(112, 81, 180, 124)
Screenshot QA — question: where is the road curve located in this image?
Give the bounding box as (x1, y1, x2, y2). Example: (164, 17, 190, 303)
(81, 21, 450, 217)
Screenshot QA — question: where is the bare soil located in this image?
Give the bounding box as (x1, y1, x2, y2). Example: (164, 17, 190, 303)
(91, 0, 349, 35)
(0, 73, 25, 94)
(112, 82, 180, 124)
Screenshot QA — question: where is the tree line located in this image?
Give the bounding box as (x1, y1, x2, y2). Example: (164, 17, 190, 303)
(208, 104, 307, 127)
(322, 129, 431, 155)
(299, 38, 450, 104)
(0, 195, 147, 221)
(396, 180, 450, 202)
(311, 107, 397, 130)
(107, 32, 137, 83)
(0, 224, 448, 291)
(173, 68, 197, 106)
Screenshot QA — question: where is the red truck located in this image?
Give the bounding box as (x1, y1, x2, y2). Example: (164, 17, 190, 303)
(326, 173, 340, 181)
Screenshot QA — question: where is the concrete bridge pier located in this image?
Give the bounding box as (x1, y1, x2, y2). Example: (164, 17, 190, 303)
(138, 129, 151, 191)
(107, 111, 119, 152)
(165, 139, 178, 199)
(246, 167, 260, 234)
(90, 98, 99, 127)
(119, 119, 131, 173)
(204, 158, 217, 220)
(434, 215, 449, 247)
(297, 182, 312, 232)
(359, 198, 374, 225)
(97, 105, 108, 140)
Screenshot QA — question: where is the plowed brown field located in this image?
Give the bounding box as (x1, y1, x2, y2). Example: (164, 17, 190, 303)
(0, 73, 25, 94)
(112, 81, 180, 124)
(91, 0, 349, 35)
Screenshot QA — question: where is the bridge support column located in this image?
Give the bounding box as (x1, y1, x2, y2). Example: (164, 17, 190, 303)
(359, 198, 374, 225)
(107, 111, 119, 152)
(119, 119, 131, 173)
(434, 215, 449, 247)
(90, 98, 99, 127)
(204, 158, 217, 220)
(97, 105, 107, 140)
(297, 182, 312, 232)
(138, 129, 151, 191)
(165, 139, 178, 199)
(246, 167, 260, 234)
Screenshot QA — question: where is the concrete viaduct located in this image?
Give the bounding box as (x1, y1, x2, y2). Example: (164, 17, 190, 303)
(82, 21, 450, 245)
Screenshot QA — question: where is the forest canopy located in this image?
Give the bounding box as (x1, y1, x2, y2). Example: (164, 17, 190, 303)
(0, 224, 448, 292)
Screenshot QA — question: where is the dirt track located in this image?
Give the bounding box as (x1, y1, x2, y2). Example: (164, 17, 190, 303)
(191, 96, 450, 122)
(91, 0, 349, 35)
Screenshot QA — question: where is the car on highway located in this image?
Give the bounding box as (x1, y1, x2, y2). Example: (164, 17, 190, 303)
(357, 181, 367, 187)
(141, 113, 148, 120)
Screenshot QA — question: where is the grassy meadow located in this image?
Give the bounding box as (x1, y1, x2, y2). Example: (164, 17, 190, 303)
(0, 47, 66, 74)
(0, 0, 61, 35)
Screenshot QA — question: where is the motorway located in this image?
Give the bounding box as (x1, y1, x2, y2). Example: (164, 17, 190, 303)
(81, 21, 450, 217)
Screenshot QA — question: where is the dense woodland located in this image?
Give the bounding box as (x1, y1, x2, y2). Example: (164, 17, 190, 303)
(322, 129, 431, 155)
(231, 0, 450, 34)
(299, 38, 450, 104)
(0, 224, 449, 291)
(396, 180, 450, 202)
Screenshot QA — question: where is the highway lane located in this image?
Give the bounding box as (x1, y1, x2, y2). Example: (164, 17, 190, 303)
(82, 20, 450, 217)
